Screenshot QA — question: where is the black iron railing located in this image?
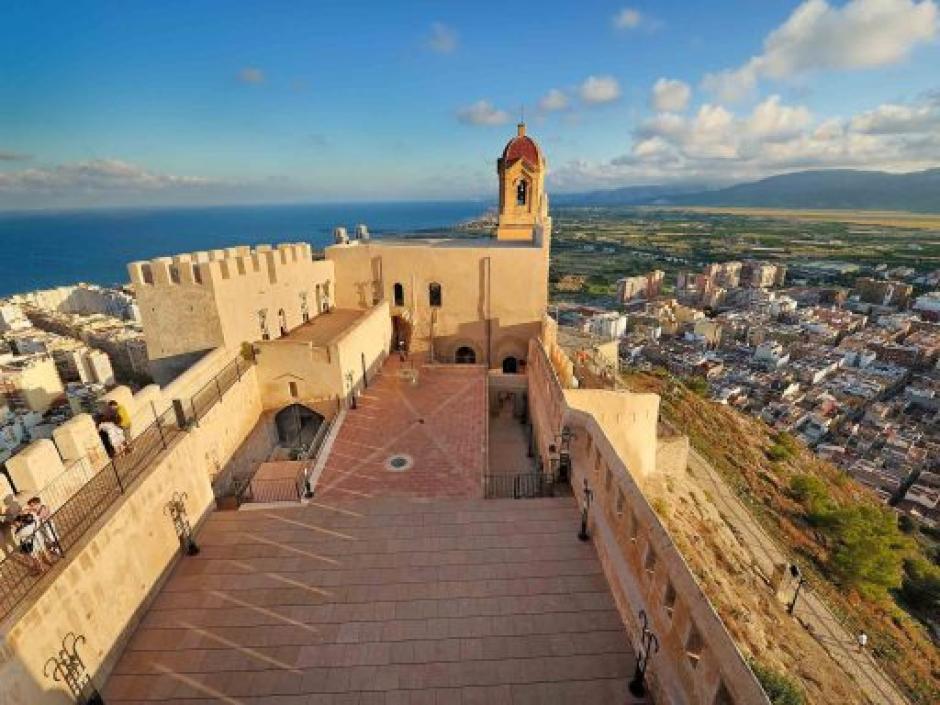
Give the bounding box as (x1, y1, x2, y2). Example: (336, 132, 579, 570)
(483, 472, 556, 499)
(0, 355, 251, 622)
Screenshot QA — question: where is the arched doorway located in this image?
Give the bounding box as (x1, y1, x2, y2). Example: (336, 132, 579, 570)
(274, 404, 325, 449)
(392, 316, 412, 353)
(455, 346, 476, 364)
(502, 356, 519, 374)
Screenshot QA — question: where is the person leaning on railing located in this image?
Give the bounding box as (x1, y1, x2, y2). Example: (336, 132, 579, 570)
(26, 496, 61, 556)
(11, 512, 53, 575)
(109, 400, 133, 451)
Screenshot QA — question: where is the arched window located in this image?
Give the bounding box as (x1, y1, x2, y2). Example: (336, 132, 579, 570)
(502, 357, 519, 374)
(455, 346, 476, 364)
(429, 282, 442, 308)
(393, 282, 404, 307)
(258, 309, 270, 341)
(516, 179, 528, 206)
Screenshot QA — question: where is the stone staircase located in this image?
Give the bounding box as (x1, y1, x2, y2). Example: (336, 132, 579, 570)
(105, 496, 652, 703)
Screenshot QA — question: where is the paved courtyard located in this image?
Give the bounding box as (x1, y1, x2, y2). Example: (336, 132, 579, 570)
(314, 360, 487, 501)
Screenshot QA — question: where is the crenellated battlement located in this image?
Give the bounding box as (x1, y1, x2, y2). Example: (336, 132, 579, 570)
(128, 242, 314, 289)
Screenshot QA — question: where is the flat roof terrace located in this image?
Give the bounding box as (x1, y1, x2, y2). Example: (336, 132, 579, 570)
(281, 308, 369, 347)
(102, 359, 643, 703)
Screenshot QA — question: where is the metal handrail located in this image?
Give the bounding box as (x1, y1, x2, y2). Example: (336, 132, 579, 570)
(0, 354, 252, 622)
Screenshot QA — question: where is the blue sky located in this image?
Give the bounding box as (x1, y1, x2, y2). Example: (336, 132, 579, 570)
(1, 0, 939, 208)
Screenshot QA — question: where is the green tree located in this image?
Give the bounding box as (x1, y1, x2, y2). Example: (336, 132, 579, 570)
(899, 557, 940, 621)
(750, 661, 806, 705)
(682, 375, 709, 397)
(789, 474, 835, 525)
(829, 504, 908, 600)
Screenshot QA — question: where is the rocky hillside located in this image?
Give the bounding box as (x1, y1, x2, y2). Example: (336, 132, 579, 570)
(624, 369, 940, 705)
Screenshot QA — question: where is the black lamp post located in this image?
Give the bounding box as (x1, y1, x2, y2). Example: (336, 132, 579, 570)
(345, 371, 357, 409)
(628, 609, 660, 697)
(578, 477, 593, 541)
(787, 563, 806, 615)
(44, 632, 105, 705)
(165, 491, 199, 556)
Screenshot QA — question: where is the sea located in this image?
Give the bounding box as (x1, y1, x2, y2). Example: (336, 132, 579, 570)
(0, 201, 488, 297)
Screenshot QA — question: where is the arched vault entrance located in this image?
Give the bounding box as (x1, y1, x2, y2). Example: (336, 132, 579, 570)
(455, 346, 477, 364)
(275, 404, 325, 449)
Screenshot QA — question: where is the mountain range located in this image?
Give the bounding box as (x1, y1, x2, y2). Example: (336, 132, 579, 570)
(557, 168, 940, 213)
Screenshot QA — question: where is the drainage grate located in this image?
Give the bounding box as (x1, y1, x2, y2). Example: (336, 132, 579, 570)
(385, 454, 413, 472)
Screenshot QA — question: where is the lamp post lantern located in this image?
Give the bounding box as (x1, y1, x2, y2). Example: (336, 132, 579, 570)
(578, 478, 593, 542)
(165, 491, 199, 556)
(787, 563, 806, 615)
(44, 632, 105, 705)
(345, 371, 357, 409)
(628, 609, 660, 697)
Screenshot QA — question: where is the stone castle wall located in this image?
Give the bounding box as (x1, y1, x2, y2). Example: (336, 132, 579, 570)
(0, 354, 265, 704)
(526, 337, 769, 705)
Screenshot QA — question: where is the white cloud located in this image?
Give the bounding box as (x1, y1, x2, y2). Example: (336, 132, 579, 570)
(746, 95, 813, 140)
(551, 93, 940, 190)
(538, 88, 569, 112)
(0, 151, 30, 162)
(579, 75, 622, 104)
(238, 67, 265, 84)
(651, 78, 692, 112)
(0, 159, 218, 193)
(613, 8, 642, 29)
(850, 101, 940, 133)
(426, 22, 458, 54)
(703, 0, 939, 101)
(456, 100, 510, 126)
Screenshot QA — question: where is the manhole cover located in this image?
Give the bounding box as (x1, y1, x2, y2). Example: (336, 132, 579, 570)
(385, 454, 413, 472)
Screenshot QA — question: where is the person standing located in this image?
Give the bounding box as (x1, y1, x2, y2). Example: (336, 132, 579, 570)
(13, 513, 51, 575)
(98, 419, 126, 457)
(857, 632, 868, 653)
(26, 496, 60, 556)
(109, 400, 132, 449)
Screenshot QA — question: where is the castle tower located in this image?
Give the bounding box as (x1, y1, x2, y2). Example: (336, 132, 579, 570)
(496, 123, 549, 243)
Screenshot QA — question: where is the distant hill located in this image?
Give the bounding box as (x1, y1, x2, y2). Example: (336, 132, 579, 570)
(551, 183, 708, 206)
(558, 168, 940, 213)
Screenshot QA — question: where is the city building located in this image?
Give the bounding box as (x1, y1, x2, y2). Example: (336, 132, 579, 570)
(616, 269, 664, 303)
(854, 277, 914, 308)
(0, 304, 30, 332)
(0, 353, 65, 412)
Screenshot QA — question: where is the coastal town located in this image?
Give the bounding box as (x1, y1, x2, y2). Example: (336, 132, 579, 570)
(0, 284, 147, 464)
(555, 258, 940, 527)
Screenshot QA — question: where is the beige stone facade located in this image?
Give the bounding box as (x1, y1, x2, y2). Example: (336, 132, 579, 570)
(129, 243, 335, 383)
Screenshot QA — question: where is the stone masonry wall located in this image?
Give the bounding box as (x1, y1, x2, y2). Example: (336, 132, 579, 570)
(0, 362, 264, 704)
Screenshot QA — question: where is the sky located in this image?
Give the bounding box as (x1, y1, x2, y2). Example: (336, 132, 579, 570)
(1, 0, 939, 209)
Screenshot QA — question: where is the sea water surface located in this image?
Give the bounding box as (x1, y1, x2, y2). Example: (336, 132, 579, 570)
(0, 201, 487, 297)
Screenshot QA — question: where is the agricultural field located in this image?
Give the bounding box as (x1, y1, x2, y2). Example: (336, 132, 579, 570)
(548, 206, 940, 306)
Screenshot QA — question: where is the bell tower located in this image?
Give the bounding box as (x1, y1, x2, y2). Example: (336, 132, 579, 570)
(496, 123, 549, 243)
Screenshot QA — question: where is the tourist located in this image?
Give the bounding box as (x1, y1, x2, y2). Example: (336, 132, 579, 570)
(26, 496, 60, 556)
(109, 400, 132, 448)
(857, 632, 868, 653)
(13, 513, 51, 575)
(98, 418, 126, 458)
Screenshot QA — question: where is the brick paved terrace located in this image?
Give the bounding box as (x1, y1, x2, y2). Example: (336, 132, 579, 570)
(103, 498, 645, 704)
(102, 360, 647, 703)
(314, 360, 488, 501)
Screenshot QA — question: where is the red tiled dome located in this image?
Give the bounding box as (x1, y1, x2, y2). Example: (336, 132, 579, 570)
(502, 128, 542, 167)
